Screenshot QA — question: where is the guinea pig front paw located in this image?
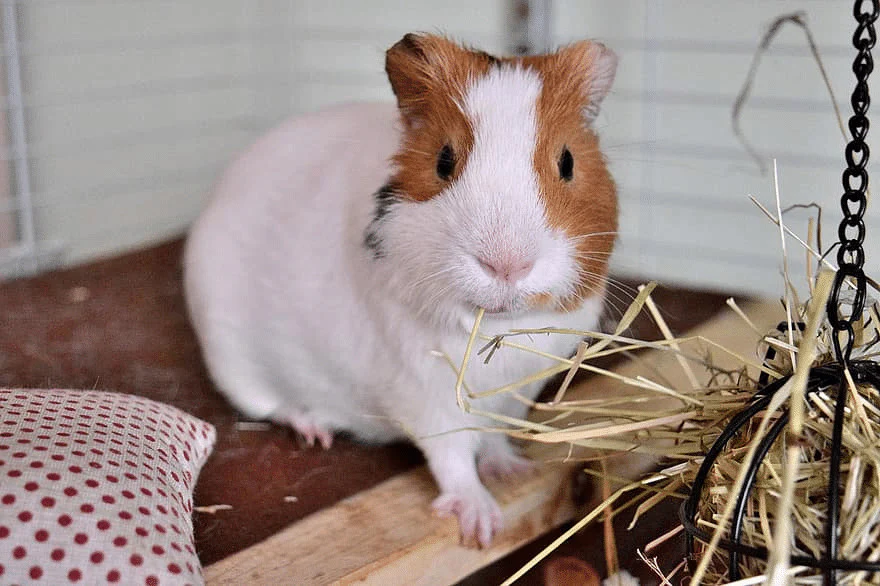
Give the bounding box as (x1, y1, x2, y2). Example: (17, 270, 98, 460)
(296, 423, 333, 450)
(432, 486, 503, 548)
(270, 407, 333, 449)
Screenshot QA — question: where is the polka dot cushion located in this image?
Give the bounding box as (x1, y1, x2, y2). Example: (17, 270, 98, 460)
(0, 389, 216, 585)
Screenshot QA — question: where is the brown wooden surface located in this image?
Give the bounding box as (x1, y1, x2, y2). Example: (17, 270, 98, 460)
(205, 465, 578, 585)
(0, 237, 739, 582)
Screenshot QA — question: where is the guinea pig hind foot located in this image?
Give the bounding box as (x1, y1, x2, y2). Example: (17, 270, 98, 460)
(270, 407, 334, 449)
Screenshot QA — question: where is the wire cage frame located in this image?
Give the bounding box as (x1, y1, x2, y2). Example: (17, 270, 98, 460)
(680, 339, 880, 579)
(0, 0, 62, 279)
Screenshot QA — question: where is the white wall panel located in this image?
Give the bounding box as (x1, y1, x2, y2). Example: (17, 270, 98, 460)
(4, 0, 875, 298)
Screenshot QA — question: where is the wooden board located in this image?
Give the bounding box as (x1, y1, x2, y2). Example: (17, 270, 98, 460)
(205, 300, 783, 585)
(203, 465, 577, 585)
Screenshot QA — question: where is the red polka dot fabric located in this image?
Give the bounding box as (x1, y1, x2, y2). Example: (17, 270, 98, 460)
(0, 389, 215, 585)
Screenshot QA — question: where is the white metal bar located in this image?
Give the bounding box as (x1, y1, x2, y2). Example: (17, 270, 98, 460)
(526, 0, 552, 54)
(3, 0, 35, 249)
(637, 1, 663, 276)
(509, 0, 552, 55)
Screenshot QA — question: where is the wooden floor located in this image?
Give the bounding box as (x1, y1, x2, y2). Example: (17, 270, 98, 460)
(0, 238, 740, 584)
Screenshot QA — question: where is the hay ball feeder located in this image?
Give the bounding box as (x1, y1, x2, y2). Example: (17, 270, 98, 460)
(680, 1, 880, 583)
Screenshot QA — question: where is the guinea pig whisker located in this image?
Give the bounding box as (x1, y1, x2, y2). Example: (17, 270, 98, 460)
(571, 247, 615, 254)
(420, 281, 457, 314)
(575, 279, 629, 325)
(401, 148, 436, 157)
(571, 251, 615, 261)
(572, 245, 616, 252)
(603, 301, 628, 325)
(602, 139, 662, 151)
(416, 280, 452, 307)
(551, 296, 569, 313)
(577, 272, 636, 309)
(603, 290, 638, 325)
(569, 231, 619, 241)
(593, 274, 637, 302)
(604, 293, 634, 321)
(594, 285, 632, 316)
(409, 266, 459, 289)
(574, 267, 633, 293)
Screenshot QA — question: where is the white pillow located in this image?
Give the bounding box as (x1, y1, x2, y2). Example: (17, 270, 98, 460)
(0, 389, 216, 585)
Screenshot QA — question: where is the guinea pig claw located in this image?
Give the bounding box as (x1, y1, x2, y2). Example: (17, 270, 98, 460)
(298, 424, 333, 450)
(432, 489, 503, 548)
(315, 429, 333, 450)
(272, 408, 334, 449)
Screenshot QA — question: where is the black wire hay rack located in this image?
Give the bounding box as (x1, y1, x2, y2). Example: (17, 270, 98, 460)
(679, 1, 880, 584)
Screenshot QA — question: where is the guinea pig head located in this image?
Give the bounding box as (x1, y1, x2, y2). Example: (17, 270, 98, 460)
(369, 33, 618, 322)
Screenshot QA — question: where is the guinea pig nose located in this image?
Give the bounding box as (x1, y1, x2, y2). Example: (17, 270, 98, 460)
(477, 257, 535, 283)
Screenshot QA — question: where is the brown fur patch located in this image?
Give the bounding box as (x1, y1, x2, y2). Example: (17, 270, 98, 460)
(385, 34, 495, 202)
(524, 43, 618, 311)
(526, 292, 555, 310)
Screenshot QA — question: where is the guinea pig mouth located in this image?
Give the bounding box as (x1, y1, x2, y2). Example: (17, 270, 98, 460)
(476, 296, 526, 315)
(466, 284, 534, 316)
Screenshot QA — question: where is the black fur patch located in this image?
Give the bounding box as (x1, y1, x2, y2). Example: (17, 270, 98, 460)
(477, 50, 501, 67)
(363, 182, 401, 258)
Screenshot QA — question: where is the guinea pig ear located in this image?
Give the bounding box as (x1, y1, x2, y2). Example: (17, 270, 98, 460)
(385, 33, 473, 125)
(555, 41, 618, 123)
(386, 33, 439, 123)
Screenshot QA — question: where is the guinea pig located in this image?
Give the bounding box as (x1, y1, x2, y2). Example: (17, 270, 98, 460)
(184, 33, 618, 548)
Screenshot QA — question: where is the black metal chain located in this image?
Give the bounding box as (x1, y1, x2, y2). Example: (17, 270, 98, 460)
(828, 0, 879, 364)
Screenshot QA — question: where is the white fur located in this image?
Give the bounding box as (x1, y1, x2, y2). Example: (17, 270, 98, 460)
(185, 67, 608, 547)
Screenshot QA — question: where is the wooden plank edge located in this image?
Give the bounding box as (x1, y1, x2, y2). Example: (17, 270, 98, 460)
(204, 463, 579, 585)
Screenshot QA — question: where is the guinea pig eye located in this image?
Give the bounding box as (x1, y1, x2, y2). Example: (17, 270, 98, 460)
(436, 144, 456, 180)
(558, 147, 574, 181)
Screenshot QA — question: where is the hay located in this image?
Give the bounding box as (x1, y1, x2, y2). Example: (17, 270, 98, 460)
(194, 504, 233, 514)
(685, 270, 880, 585)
